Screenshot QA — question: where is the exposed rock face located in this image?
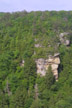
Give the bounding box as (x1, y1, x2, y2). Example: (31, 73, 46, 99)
(20, 60, 25, 67)
(59, 32, 70, 46)
(35, 44, 42, 48)
(35, 53, 60, 81)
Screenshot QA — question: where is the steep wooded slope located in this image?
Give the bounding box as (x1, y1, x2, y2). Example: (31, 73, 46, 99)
(0, 11, 72, 108)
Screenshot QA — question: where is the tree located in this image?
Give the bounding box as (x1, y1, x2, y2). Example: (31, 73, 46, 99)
(45, 65, 55, 89)
(10, 87, 28, 108)
(24, 58, 37, 87)
(30, 99, 42, 108)
(0, 90, 9, 108)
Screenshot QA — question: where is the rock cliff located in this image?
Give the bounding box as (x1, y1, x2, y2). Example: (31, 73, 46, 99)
(35, 53, 60, 81)
(59, 32, 70, 46)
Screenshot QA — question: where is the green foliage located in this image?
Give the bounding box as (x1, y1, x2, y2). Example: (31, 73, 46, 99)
(45, 66, 55, 89)
(10, 87, 28, 108)
(30, 99, 42, 108)
(0, 11, 72, 108)
(23, 58, 37, 90)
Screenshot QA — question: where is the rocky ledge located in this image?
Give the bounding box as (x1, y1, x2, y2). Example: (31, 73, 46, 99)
(35, 53, 60, 81)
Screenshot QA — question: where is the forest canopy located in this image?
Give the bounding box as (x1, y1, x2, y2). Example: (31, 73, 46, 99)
(0, 11, 72, 108)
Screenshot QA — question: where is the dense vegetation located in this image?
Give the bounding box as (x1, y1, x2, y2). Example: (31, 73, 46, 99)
(0, 11, 72, 108)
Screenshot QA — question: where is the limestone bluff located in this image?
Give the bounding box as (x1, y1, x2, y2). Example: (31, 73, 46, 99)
(35, 53, 60, 81)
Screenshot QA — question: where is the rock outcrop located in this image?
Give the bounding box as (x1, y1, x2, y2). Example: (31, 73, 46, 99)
(35, 53, 60, 81)
(20, 60, 25, 67)
(35, 44, 42, 48)
(59, 32, 70, 46)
